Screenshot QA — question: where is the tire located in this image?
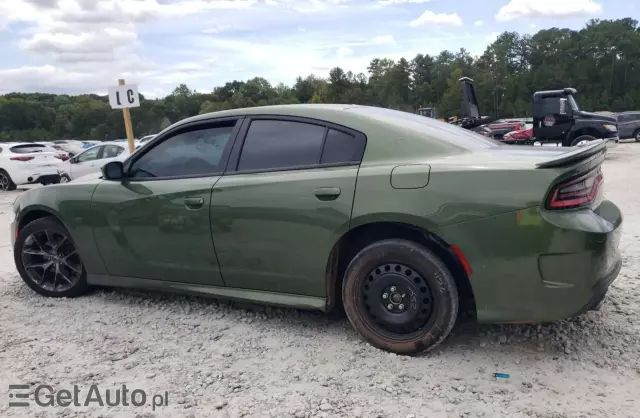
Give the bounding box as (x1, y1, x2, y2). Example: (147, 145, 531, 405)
(0, 169, 17, 191)
(634, 129, 640, 143)
(570, 135, 597, 147)
(59, 174, 71, 184)
(342, 239, 459, 355)
(14, 216, 89, 298)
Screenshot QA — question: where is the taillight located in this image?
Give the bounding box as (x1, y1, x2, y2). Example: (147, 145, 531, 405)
(547, 168, 603, 209)
(55, 154, 68, 161)
(10, 156, 34, 162)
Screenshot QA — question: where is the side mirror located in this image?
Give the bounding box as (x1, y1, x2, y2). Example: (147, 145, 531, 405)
(69, 157, 77, 164)
(102, 161, 125, 181)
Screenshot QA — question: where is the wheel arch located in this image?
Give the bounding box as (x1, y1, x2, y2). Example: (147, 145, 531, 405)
(17, 206, 68, 234)
(571, 127, 602, 140)
(325, 220, 476, 316)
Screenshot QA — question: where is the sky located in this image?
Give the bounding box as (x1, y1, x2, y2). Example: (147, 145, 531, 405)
(0, 0, 635, 97)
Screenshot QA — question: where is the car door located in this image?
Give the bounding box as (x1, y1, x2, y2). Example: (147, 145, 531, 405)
(618, 113, 639, 139)
(91, 118, 241, 286)
(211, 117, 366, 297)
(71, 146, 103, 179)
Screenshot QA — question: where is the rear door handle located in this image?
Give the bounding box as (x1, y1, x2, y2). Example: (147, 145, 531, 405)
(314, 187, 341, 200)
(184, 197, 204, 209)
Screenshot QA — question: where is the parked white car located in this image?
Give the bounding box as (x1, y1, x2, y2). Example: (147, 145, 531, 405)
(139, 134, 157, 144)
(0, 142, 65, 190)
(57, 141, 139, 182)
(52, 140, 86, 157)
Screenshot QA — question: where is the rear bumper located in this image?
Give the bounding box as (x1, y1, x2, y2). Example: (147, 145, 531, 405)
(433, 200, 623, 323)
(575, 258, 622, 315)
(12, 170, 60, 185)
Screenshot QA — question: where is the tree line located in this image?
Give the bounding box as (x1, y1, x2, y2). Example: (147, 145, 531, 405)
(1, 18, 639, 142)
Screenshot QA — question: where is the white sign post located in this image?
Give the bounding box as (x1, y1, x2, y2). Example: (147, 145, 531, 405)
(108, 80, 140, 153)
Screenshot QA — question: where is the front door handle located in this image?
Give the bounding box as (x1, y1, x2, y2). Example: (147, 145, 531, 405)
(184, 197, 204, 209)
(314, 187, 341, 200)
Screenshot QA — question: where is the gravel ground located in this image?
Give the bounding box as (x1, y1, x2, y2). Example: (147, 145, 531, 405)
(1, 142, 639, 418)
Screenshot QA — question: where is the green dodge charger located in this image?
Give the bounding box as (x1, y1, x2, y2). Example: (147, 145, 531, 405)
(11, 104, 622, 355)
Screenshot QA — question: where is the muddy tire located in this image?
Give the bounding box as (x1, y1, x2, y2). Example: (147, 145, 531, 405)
(342, 239, 459, 355)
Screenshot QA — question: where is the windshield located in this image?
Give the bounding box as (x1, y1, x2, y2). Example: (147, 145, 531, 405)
(567, 95, 580, 111)
(347, 106, 504, 150)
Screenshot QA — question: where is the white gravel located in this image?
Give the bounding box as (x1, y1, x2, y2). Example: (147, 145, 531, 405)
(1, 143, 639, 418)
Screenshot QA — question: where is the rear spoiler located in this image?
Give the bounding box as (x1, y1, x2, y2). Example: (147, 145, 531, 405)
(535, 141, 607, 169)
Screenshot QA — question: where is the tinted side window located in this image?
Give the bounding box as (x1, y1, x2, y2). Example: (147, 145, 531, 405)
(77, 146, 102, 162)
(103, 145, 123, 158)
(539, 98, 559, 115)
(321, 129, 365, 164)
(129, 123, 235, 178)
(238, 120, 325, 171)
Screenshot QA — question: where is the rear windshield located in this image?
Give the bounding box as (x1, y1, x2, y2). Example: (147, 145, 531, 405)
(10, 144, 47, 154)
(347, 106, 503, 150)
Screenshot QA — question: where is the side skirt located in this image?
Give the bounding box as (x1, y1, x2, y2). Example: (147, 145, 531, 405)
(88, 274, 328, 312)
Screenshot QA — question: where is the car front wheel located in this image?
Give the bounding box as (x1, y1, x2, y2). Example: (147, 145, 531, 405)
(342, 239, 459, 355)
(14, 217, 89, 298)
(0, 169, 17, 191)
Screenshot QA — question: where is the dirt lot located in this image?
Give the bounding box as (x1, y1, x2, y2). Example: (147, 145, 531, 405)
(1, 143, 639, 418)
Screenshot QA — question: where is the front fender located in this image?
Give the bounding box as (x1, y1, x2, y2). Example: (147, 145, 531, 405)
(14, 182, 108, 275)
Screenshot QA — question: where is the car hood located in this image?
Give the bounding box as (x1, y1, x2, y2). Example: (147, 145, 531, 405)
(73, 172, 104, 183)
(576, 111, 617, 123)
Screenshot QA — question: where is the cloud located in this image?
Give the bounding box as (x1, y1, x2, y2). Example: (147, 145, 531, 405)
(473, 20, 484, 27)
(496, 0, 602, 21)
(485, 32, 500, 42)
(336, 46, 354, 57)
(378, 0, 430, 4)
(202, 24, 233, 33)
(20, 28, 138, 60)
(409, 10, 462, 27)
(1, 0, 499, 95)
(370, 35, 395, 45)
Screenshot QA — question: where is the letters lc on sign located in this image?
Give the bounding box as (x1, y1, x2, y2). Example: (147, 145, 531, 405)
(108, 84, 141, 109)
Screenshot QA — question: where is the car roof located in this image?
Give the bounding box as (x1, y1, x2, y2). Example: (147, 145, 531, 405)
(171, 104, 500, 159)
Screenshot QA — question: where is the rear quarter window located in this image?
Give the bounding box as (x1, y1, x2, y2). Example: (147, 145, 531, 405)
(10, 144, 47, 154)
(321, 129, 366, 164)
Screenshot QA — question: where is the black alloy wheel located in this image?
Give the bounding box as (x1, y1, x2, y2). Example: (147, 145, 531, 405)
(15, 217, 89, 297)
(0, 170, 16, 191)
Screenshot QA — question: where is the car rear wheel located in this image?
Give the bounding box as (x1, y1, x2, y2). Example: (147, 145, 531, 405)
(0, 169, 17, 191)
(342, 239, 459, 355)
(59, 174, 71, 183)
(634, 129, 640, 142)
(14, 217, 89, 298)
